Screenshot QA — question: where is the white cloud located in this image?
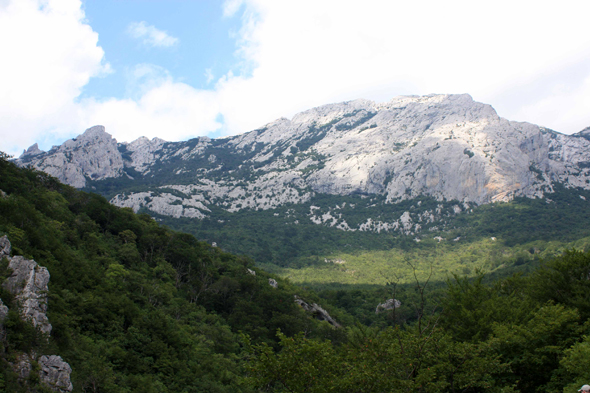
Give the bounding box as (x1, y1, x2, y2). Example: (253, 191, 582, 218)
(210, 0, 590, 134)
(127, 21, 178, 48)
(0, 0, 109, 155)
(3, 0, 590, 158)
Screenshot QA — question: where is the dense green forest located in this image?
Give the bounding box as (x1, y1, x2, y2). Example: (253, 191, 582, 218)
(2, 154, 590, 392)
(0, 153, 348, 392)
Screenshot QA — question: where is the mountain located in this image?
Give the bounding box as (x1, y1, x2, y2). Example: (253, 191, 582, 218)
(14, 94, 590, 278)
(17, 94, 590, 208)
(8, 137, 590, 393)
(0, 154, 353, 391)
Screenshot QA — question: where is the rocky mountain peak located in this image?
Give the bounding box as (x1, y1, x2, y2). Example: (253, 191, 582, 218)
(79, 125, 109, 140)
(20, 143, 44, 158)
(14, 94, 590, 234)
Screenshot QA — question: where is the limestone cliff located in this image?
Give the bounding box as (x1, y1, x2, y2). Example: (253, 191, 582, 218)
(15, 94, 590, 232)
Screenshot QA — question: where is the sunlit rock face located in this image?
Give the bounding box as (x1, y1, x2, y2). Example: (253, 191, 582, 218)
(15, 94, 590, 220)
(16, 125, 124, 188)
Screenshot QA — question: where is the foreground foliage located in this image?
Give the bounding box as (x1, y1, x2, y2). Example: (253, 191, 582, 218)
(2, 154, 590, 392)
(0, 155, 343, 392)
(246, 251, 590, 393)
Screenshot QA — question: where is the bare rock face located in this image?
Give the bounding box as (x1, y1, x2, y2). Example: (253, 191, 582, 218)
(16, 95, 590, 233)
(0, 235, 11, 259)
(268, 278, 278, 288)
(38, 355, 74, 393)
(0, 299, 8, 340)
(294, 295, 341, 328)
(21, 143, 44, 158)
(3, 255, 51, 335)
(376, 298, 401, 314)
(11, 354, 73, 393)
(0, 299, 8, 322)
(16, 125, 124, 188)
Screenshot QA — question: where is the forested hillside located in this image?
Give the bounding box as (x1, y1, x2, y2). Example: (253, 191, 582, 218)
(2, 153, 590, 392)
(0, 153, 346, 392)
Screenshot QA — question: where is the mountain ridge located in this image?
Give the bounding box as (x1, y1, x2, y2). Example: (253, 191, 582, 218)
(15, 94, 590, 234)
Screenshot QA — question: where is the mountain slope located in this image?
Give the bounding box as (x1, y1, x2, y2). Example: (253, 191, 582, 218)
(14, 94, 590, 273)
(0, 155, 349, 392)
(17, 94, 590, 213)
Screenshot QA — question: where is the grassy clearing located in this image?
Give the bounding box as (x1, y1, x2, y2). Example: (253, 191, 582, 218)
(261, 236, 590, 288)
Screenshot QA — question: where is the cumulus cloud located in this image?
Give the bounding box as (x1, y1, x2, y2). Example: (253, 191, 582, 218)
(0, 0, 109, 155)
(211, 0, 590, 134)
(127, 21, 178, 48)
(3, 0, 590, 157)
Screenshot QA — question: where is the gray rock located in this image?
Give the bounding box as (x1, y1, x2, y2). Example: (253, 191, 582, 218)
(376, 298, 401, 314)
(0, 235, 11, 259)
(0, 238, 73, 391)
(15, 125, 124, 188)
(38, 355, 73, 392)
(268, 278, 278, 288)
(0, 299, 8, 323)
(294, 295, 341, 328)
(13, 353, 34, 380)
(20, 143, 44, 158)
(3, 255, 52, 334)
(16, 95, 590, 233)
(0, 298, 8, 340)
(247, 268, 256, 276)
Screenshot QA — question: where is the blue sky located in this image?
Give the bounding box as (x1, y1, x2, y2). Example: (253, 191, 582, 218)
(80, 0, 242, 100)
(2, 0, 590, 156)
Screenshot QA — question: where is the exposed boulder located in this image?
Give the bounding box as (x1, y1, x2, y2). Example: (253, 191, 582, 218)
(16, 125, 124, 188)
(38, 355, 74, 393)
(294, 295, 341, 328)
(376, 298, 401, 314)
(247, 268, 256, 276)
(269, 278, 278, 288)
(3, 255, 51, 334)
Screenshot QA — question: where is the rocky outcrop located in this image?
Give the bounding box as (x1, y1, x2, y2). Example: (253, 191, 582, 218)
(0, 237, 73, 392)
(17, 125, 124, 188)
(294, 295, 341, 328)
(20, 143, 44, 158)
(12, 354, 73, 393)
(376, 299, 401, 314)
(3, 255, 51, 335)
(38, 355, 74, 393)
(0, 235, 10, 259)
(268, 278, 278, 288)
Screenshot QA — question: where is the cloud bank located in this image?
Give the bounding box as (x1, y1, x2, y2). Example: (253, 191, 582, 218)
(2, 0, 590, 157)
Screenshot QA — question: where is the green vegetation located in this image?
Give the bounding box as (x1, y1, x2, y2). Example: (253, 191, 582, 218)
(4, 154, 590, 392)
(0, 155, 345, 392)
(246, 251, 590, 392)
